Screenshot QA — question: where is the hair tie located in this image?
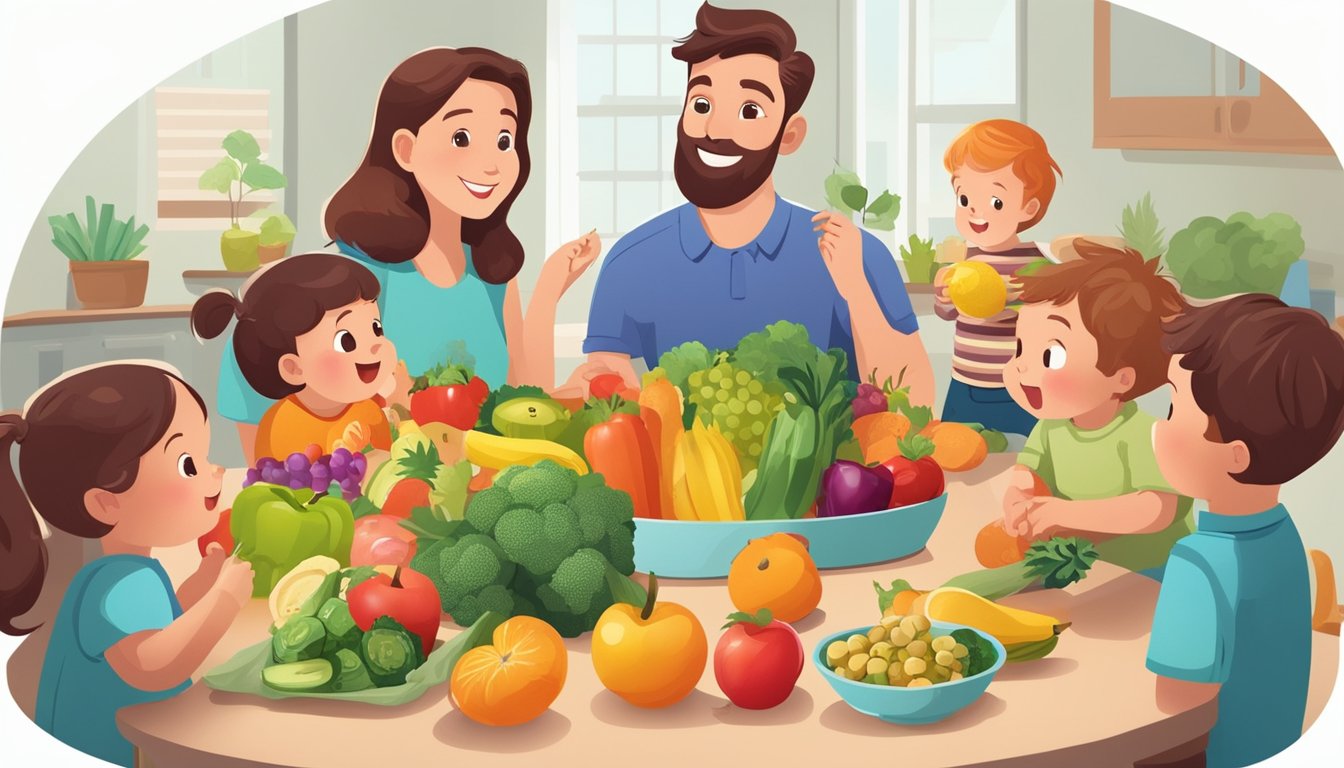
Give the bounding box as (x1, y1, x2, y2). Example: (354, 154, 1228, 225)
(0, 413, 28, 444)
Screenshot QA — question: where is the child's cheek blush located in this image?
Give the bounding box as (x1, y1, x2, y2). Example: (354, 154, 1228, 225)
(317, 351, 348, 381)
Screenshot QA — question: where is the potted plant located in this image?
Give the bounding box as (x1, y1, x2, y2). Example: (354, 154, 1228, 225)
(898, 234, 938, 284)
(48, 196, 150, 309)
(1163, 211, 1307, 305)
(254, 211, 296, 264)
(198, 129, 287, 272)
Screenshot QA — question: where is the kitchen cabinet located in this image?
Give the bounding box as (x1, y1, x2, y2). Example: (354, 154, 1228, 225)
(0, 307, 243, 467)
(1094, 1, 1330, 154)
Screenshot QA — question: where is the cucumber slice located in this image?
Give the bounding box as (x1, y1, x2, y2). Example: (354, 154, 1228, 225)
(261, 658, 334, 692)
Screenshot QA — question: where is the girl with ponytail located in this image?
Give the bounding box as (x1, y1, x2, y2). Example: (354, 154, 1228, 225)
(0, 362, 254, 767)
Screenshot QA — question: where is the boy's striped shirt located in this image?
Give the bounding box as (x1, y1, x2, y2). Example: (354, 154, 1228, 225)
(934, 244, 1048, 388)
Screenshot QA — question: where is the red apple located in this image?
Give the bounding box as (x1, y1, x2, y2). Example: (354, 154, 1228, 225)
(714, 609, 804, 710)
(197, 508, 233, 557)
(346, 566, 442, 656)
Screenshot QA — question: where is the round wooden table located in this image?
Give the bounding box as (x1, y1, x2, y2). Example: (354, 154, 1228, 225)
(108, 455, 1239, 768)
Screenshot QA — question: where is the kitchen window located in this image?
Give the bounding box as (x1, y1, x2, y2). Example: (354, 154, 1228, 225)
(550, 0, 702, 245)
(858, 0, 1024, 248)
(150, 21, 285, 229)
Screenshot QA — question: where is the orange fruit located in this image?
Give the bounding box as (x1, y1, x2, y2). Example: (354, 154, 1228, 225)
(922, 421, 989, 472)
(728, 533, 822, 624)
(974, 521, 1031, 567)
(450, 616, 567, 726)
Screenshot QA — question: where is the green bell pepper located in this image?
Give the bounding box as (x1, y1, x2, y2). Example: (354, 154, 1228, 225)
(231, 484, 354, 597)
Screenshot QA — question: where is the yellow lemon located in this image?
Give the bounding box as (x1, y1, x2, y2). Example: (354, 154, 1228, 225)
(947, 261, 1008, 319)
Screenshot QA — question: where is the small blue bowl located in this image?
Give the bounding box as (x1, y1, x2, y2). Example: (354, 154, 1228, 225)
(814, 621, 1006, 725)
(633, 494, 946, 578)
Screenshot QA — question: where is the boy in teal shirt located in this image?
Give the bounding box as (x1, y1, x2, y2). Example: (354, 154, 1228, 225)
(1146, 293, 1344, 767)
(1001, 240, 1192, 577)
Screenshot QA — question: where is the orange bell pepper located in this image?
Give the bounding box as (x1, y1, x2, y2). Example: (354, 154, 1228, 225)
(585, 398, 661, 519)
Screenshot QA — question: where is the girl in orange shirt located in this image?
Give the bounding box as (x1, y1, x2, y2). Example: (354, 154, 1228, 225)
(191, 253, 397, 463)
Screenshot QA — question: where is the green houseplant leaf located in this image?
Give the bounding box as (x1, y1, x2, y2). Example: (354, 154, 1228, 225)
(899, 234, 937, 283)
(199, 158, 240, 194)
(863, 190, 901, 231)
(1119, 192, 1165, 261)
(222, 129, 263, 163)
(241, 162, 287, 191)
(839, 184, 869, 214)
(49, 196, 148, 262)
(258, 212, 297, 246)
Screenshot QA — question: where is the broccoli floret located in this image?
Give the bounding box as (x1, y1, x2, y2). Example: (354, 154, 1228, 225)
(508, 462, 577, 510)
(600, 521, 636, 575)
(492, 464, 530, 492)
(548, 548, 610, 615)
(571, 484, 633, 528)
(435, 534, 514, 610)
(463, 486, 513, 536)
(410, 537, 454, 580)
(493, 503, 581, 577)
(449, 584, 515, 626)
(534, 583, 570, 615)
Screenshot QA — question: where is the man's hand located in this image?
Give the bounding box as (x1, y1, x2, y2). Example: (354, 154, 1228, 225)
(813, 211, 868, 302)
(553, 359, 623, 400)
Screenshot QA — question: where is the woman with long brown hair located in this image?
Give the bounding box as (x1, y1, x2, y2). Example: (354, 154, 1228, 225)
(215, 47, 599, 459)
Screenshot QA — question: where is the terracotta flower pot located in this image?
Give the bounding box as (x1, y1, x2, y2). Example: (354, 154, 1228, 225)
(257, 242, 291, 264)
(68, 259, 149, 310)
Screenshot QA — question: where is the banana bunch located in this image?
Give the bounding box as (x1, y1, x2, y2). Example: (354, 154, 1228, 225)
(670, 420, 746, 521)
(464, 430, 589, 475)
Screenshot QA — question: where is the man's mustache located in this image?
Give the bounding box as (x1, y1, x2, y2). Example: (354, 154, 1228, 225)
(688, 135, 750, 155)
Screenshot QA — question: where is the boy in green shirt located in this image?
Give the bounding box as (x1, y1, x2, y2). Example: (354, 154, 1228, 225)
(1001, 239, 1191, 577)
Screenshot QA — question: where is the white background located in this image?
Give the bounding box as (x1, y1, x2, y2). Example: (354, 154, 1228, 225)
(1, 0, 1340, 765)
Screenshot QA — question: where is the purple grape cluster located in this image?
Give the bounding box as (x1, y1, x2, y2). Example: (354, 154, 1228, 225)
(243, 448, 369, 501)
(852, 381, 889, 419)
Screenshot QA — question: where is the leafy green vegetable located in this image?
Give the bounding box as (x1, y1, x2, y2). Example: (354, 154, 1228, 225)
(822, 166, 901, 231)
(941, 537, 1100, 600)
(733, 320, 824, 384)
(1164, 211, 1304, 298)
(899, 234, 938, 284)
(950, 628, 998, 677)
(824, 167, 864, 216)
(429, 460, 472, 521)
(1119, 192, 1165, 261)
(646, 341, 717, 392)
(272, 617, 327, 664)
(361, 616, 424, 687)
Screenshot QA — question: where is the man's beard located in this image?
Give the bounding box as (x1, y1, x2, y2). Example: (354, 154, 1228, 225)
(674, 123, 784, 211)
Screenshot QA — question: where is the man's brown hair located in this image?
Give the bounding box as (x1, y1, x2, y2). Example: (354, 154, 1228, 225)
(1017, 239, 1186, 400)
(672, 2, 816, 120)
(1163, 294, 1344, 485)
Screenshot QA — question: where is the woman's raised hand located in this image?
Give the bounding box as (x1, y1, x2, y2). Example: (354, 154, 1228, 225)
(541, 229, 603, 295)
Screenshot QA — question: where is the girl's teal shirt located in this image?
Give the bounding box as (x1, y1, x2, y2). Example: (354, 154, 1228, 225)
(216, 242, 509, 425)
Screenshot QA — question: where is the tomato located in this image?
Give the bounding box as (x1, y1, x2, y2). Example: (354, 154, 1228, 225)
(197, 508, 233, 557)
(881, 453, 945, 507)
(349, 514, 418, 568)
(346, 566, 443, 656)
(590, 373, 626, 400)
(713, 611, 804, 710)
(410, 381, 488, 431)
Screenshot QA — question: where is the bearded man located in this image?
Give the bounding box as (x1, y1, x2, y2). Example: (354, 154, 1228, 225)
(581, 3, 934, 405)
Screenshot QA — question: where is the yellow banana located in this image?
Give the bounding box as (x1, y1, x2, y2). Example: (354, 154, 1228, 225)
(695, 423, 744, 521)
(683, 426, 720, 521)
(922, 587, 1070, 646)
(669, 432, 697, 521)
(706, 425, 746, 519)
(464, 430, 588, 475)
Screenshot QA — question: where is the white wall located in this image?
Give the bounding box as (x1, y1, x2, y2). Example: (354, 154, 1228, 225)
(5, 22, 285, 315)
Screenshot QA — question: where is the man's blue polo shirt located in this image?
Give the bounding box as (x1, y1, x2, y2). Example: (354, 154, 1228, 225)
(583, 196, 919, 372)
(1146, 504, 1311, 767)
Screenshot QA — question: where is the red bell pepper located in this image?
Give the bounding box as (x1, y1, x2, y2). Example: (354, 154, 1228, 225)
(409, 362, 488, 430)
(583, 397, 661, 519)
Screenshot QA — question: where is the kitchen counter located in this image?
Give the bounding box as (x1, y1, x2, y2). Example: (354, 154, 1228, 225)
(101, 455, 1297, 768)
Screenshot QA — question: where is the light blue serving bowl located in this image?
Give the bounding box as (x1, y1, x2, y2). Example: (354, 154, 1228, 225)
(633, 494, 946, 579)
(813, 621, 1006, 725)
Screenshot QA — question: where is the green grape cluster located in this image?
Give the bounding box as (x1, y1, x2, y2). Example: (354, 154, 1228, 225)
(686, 359, 783, 473)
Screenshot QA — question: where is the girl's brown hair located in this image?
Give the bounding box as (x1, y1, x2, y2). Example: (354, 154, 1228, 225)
(192, 252, 381, 400)
(323, 47, 532, 285)
(0, 364, 206, 635)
